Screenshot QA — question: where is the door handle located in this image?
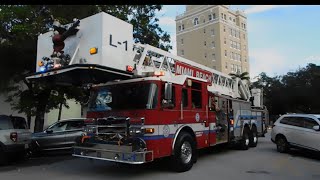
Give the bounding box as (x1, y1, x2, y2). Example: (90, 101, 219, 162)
(203, 120, 209, 127)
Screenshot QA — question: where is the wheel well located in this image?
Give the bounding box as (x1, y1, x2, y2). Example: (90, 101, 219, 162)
(275, 134, 287, 141)
(251, 124, 257, 131)
(180, 126, 196, 142)
(172, 126, 196, 155)
(244, 124, 250, 131)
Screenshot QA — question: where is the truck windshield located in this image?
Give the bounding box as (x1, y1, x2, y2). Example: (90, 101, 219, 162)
(88, 83, 158, 111)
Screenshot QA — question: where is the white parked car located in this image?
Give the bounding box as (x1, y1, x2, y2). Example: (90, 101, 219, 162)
(271, 114, 320, 153)
(0, 115, 31, 165)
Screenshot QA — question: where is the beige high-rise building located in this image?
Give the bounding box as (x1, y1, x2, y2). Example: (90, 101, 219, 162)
(176, 5, 249, 75)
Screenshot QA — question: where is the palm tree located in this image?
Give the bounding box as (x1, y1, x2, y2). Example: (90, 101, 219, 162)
(229, 72, 250, 81)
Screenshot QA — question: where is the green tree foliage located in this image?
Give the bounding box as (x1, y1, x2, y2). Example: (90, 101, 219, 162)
(229, 72, 250, 81)
(0, 5, 171, 132)
(252, 64, 320, 121)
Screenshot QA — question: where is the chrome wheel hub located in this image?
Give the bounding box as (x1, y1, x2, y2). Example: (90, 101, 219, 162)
(181, 141, 192, 164)
(253, 137, 257, 143)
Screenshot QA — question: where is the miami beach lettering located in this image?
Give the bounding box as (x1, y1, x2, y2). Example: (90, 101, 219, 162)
(175, 62, 213, 83)
(175, 64, 194, 76)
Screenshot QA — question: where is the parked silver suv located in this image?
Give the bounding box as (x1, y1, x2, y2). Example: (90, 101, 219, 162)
(271, 114, 320, 153)
(0, 115, 31, 165)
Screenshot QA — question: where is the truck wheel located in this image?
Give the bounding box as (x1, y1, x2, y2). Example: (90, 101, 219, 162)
(276, 136, 289, 153)
(171, 132, 197, 172)
(240, 128, 250, 150)
(249, 128, 258, 147)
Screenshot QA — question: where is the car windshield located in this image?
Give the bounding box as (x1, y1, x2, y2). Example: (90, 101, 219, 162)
(88, 82, 158, 111)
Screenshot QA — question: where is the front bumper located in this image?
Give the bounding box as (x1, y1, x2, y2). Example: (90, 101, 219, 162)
(72, 144, 153, 164)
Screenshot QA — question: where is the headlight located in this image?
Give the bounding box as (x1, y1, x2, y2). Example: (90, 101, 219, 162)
(129, 126, 144, 136)
(83, 126, 96, 133)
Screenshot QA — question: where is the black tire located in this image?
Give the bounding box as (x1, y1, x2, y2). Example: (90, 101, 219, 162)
(171, 132, 197, 172)
(276, 136, 289, 153)
(240, 128, 250, 150)
(0, 148, 8, 166)
(249, 128, 258, 147)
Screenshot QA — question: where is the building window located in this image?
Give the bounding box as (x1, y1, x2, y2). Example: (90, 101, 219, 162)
(204, 28, 206, 33)
(212, 41, 215, 48)
(213, 13, 216, 19)
(224, 14, 226, 20)
(241, 23, 244, 28)
(224, 38, 226, 45)
(211, 28, 215, 35)
(223, 26, 226, 32)
(231, 64, 234, 72)
(208, 14, 212, 21)
(225, 62, 228, 69)
(244, 56, 247, 62)
(204, 53, 207, 58)
(182, 24, 185, 30)
(212, 53, 216, 60)
(204, 41, 206, 46)
(233, 19, 235, 22)
(221, 13, 223, 19)
(229, 17, 232, 21)
(203, 19, 205, 23)
(225, 50, 227, 57)
(244, 23, 246, 29)
(181, 38, 184, 45)
(231, 52, 234, 60)
(181, 50, 184, 56)
(178, 25, 181, 31)
(194, 18, 199, 25)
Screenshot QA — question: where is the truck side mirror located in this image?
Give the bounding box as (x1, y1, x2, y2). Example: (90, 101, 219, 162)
(164, 83, 172, 100)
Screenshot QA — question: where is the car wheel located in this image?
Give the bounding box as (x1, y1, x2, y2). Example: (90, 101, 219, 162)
(249, 128, 258, 147)
(0, 148, 8, 165)
(276, 136, 289, 153)
(171, 132, 197, 172)
(240, 128, 250, 150)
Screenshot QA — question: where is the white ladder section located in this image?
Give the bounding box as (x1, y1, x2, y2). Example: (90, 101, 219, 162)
(131, 43, 251, 101)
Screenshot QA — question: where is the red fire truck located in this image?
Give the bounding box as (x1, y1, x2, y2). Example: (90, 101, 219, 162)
(27, 12, 268, 172)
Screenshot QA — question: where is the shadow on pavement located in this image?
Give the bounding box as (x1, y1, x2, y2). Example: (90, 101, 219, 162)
(0, 150, 74, 172)
(287, 149, 320, 161)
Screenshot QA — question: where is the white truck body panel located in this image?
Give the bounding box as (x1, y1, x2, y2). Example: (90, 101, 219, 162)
(36, 12, 134, 73)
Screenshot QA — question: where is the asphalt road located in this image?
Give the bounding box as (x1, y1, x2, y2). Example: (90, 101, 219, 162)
(1, 131, 320, 180)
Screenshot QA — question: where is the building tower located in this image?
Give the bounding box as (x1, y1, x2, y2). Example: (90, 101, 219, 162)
(176, 5, 249, 74)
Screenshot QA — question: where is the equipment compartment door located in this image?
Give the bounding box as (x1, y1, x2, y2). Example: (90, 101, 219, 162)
(215, 97, 229, 144)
